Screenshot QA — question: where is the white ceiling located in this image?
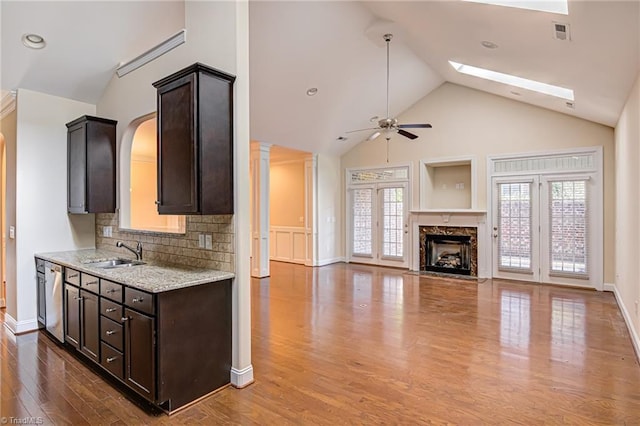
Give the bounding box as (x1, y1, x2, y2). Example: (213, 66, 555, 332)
(2, 1, 639, 158)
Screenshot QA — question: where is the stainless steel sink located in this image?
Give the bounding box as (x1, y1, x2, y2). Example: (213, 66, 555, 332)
(86, 259, 145, 268)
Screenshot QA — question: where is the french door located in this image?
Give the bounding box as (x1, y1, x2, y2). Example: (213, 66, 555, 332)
(349, 183, 408, 268)
(492, 174, 597, 288)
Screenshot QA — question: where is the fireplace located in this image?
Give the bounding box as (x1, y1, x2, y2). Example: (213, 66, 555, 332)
(419, 226, 478, 276)
(424, 234, 471, 275)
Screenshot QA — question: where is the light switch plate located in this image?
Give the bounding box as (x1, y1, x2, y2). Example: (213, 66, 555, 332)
(9, 226, 15, 239)
(205, 234, 213, 250)
(198, 234, 205, 248)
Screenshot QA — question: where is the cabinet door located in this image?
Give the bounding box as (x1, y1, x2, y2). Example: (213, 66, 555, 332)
(37, 272, 46, 327)
(156, 73, 199, 214)
(123, 308, 156, 401)
(67, 122, 87, 213)
(64, 285, 81, 349)
(80, 290, 100, 363)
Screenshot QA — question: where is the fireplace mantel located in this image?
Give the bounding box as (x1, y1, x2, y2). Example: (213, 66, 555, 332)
(409, 209, 489, 277)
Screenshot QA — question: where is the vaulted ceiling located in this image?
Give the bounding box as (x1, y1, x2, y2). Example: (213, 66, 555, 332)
(2, 1, 639, 157)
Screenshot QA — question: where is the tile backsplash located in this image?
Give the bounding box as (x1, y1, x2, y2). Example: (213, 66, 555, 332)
(95, 213, 234, 272)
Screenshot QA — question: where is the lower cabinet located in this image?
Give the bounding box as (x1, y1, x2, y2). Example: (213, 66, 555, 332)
(64, 284, 81, 348)
(61, 270, 232, 413)
(123, 308, 156, 400)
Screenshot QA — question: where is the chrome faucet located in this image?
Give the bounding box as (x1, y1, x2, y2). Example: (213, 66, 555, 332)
(116, 241, 143, 261)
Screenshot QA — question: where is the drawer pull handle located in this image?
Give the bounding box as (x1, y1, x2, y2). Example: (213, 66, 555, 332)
(106, 330, 116, 336)
(106, 356, 118, 363)
(121, 317, 130, 322)
(132, 297, 143, 303)
(105, 307, 117, 313)
(106, 289, 118, 294)
(73, 296, 83, 301)
(68, 273, 79, 278)
(85, 281, 98, 286)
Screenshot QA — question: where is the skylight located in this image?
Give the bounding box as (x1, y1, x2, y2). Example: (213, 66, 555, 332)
(463, 0, 568, 15)
(449, 61, 574, 101)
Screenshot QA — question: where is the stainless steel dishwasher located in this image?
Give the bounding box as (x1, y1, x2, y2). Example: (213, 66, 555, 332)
(44, 261, 64, 342)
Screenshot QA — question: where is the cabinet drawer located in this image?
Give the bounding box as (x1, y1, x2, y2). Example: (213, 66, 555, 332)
(66, 268, 80, 286)
(100, 342, 124, 380)
(101, 298, 122, 322)
(101, 279, 123, 303)
(80, 273, 100, 293)
(35, 258, 45, 273)
(100, 316, 123, 351)
(124, 287, 154, 315)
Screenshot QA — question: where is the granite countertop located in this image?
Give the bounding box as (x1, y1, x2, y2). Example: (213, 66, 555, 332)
(36, 249, 235, 293)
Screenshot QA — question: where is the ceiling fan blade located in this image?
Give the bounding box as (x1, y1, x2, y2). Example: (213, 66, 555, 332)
(367, 131, 381, 141)
(398, 123, 432, 129)
(397, 129, 419, 140)
(346, 127, 379, 134)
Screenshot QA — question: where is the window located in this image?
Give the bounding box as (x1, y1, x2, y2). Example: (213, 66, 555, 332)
(120, 115, 185, 234)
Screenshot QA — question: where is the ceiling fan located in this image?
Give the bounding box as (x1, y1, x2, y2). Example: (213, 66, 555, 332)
(346, 33, 432, 143)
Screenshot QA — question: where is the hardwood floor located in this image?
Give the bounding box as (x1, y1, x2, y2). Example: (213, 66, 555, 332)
(1, 261, 639, 424)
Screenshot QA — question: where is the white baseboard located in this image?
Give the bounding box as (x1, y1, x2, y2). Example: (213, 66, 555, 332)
(3, 314, 38, 335)
(315, 257, 345, 267)
(603, 282, 616, 292)
(230, 365, 254, 388)
(608, 283, 640, 363)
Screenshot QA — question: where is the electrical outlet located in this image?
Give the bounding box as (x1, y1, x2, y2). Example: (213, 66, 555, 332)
(198, 234, 205, 248)
(103, 226, 112, 237)
(9, 226, 15, 239)
(205, 234, 213, 250)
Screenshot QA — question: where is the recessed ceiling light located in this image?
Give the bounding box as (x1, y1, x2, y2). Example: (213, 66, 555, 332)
(336, 136, 348, 141)
(449, 60, 574, 101)
(22, 33, 46, 49)
(306, 87, 318, 96)
(481, 41, 498, 49)
(462, 0, 568, 15)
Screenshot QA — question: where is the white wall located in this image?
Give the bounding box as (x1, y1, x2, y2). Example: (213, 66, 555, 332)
(614, 72, 640, 356)
(2, 109, 17, 319)
(270, 160, 305, 227)
(341, 83, 616, 282)
(317, 154, 342, 264)
(7, 89, 95, 332)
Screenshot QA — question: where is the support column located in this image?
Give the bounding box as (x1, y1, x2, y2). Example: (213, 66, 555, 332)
(304, 154, 318, 267)
(231, 0, 254, 388)
(251, 143, 271, 277)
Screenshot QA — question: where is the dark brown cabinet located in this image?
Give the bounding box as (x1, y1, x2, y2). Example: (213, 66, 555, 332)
(153, 63, 235, 215)
(80, 290, 100, 363)
(64, 284, 81, 349)
(66, 115, 117, 214)
(124, 308, 156, 400)
(36, 258, 46, 327)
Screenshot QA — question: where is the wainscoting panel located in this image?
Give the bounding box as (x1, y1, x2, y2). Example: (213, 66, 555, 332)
(270, 226, 307, 264)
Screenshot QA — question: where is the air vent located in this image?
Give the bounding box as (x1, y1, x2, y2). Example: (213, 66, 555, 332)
(552, 22, 571, 41)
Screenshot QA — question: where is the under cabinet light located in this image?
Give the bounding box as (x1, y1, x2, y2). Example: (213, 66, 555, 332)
(449, 60, 574, 101)
(116, 29, 187, 78)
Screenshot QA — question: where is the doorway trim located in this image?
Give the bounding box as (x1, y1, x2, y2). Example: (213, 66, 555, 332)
(486, 147, 603, 290)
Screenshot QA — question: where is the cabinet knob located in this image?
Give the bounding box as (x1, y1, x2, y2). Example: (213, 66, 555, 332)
(105, 330, 116, 336)
(105, 307, 117, 313)
(121, 316, 130, 322)
(132, 297, 143, 303)
(106, 356, 117, 363)
(154, 200, 160, 205)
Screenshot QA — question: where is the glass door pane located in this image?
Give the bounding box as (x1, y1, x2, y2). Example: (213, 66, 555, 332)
(498, 182, 532, 271)
(352, 188, 373, 257)
(381, 187, 404, 259)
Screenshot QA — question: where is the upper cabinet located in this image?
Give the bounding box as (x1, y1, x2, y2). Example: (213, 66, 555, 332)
(66, 115, 117, 214)
(153, 63, 236, 215)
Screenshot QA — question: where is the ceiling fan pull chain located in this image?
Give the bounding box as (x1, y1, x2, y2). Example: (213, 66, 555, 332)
(386, 138, 390, 163)
(385, 33, 392, 120)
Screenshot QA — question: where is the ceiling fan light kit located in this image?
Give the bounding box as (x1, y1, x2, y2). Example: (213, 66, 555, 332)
(345, 33, 432, 149)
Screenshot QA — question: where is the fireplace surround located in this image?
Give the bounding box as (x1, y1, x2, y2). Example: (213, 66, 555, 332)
(419, 226, 478, 276)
